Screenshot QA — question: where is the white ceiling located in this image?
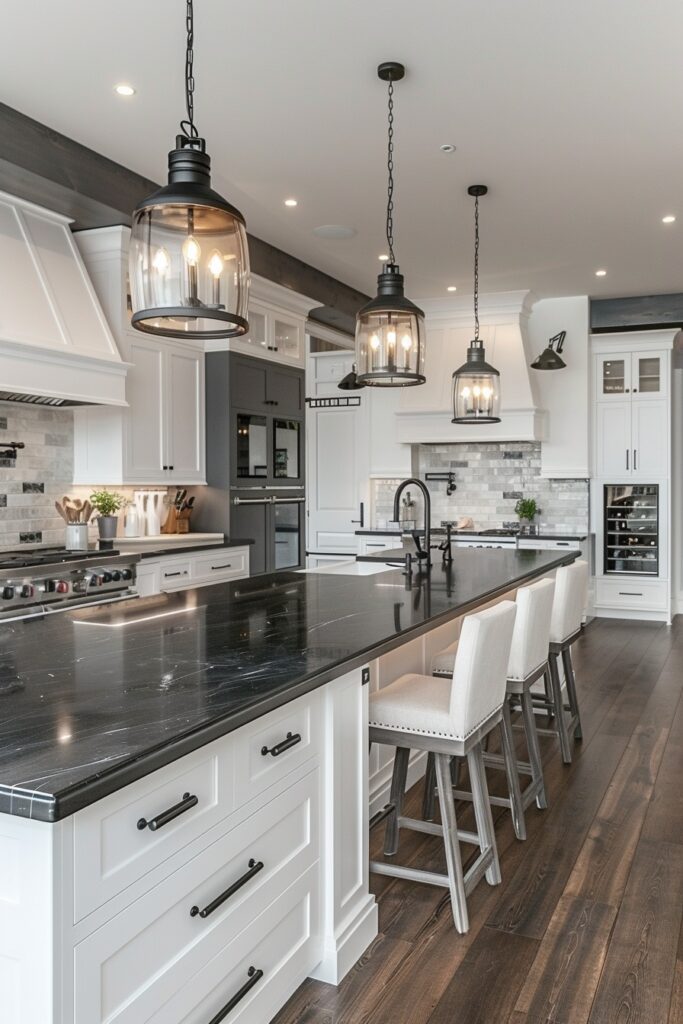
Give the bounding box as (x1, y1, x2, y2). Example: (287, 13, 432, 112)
(3, 0, 683, 301)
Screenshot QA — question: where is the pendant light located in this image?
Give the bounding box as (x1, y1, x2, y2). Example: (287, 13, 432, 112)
(452, 185, 501, 423)
(129, 0, 249, 339)
(531, 330, 567, 370)
(355, 62, 426, 387)
(338, 364, 366, 390)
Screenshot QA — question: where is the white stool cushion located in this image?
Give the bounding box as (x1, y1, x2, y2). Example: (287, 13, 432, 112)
(507, 577, 555, 681)
(370, 673, 456, 738)
(549, 560, 589, 644)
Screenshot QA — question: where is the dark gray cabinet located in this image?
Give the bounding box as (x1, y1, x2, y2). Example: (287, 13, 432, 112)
(231, 493, 304, 575)
(229, 354, 304, 416)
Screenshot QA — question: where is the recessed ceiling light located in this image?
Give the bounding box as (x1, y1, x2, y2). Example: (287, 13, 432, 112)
(440, 144, 456, 153)
(312, 224, 357, 239)
(284, 198, 298, 207)
(595, 269, 607, 277)
(378, 254, 390, 261)
(447, 286, 457, 292)
(114, 83, 136, 97)
(662, 214, 676, 223)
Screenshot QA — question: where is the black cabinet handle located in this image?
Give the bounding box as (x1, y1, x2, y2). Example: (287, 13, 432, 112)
(164, 570, 188, 578)
(190, 858, 264, 919)
(261, 731, 301, 757)
(137, 792, 198, 832)
(162, 465, 168, 470)
(207, 967, 264, 1024)
(351, 501, 365, 527)
(169, 465, 174, 470)
(211, 563, 233, 571)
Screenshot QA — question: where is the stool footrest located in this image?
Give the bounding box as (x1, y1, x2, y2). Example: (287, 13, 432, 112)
(398, 815, 480, 847)
(370, 847, 495, 898)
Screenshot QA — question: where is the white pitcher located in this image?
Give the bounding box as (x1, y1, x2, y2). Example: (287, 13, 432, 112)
(146, 491, 165, 536)
(133, 491, 147, 536)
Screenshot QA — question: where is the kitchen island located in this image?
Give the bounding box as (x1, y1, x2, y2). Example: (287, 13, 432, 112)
(0, 548, 577, 1024)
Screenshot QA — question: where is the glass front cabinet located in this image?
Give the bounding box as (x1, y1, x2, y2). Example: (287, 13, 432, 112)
(596, 350, 667, 401)
(603, 485, 659, 576)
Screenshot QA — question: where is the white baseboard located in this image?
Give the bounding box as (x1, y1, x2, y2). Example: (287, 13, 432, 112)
(310, 895, 378, 985)
(593, 607, 671, 624)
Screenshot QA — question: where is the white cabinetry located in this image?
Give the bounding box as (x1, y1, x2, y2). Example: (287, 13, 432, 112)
(591, 330, 676, 622)
(0, 669, 377, 1023)
(206, 274, 315, 369)
(135, 546, 250, 597)
(74, 332, 206, 485)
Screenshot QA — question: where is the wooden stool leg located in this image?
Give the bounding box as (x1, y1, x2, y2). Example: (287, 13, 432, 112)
(562, 647, 583, 740)
(522, 689, 547, 810)
(500, 699, 526, 840)
(421, 751, 437, 821)
(468, 743, 502, 886)
(384, 746, 410, 856)
(549, 652, 572, 764)
(435, 753, 469, 933)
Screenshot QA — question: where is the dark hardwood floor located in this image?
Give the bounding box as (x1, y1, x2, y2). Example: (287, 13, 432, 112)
(273, 616, 683, 1024)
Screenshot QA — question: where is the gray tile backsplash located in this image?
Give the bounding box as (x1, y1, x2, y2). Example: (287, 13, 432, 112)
(0, 403, 75, 547)
(373, 442, 589, 533)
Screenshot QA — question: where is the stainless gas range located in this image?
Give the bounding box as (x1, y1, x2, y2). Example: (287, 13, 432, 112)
(0, 547, 140, 621)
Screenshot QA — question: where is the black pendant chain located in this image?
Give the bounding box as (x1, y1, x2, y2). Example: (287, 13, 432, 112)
(473, 191, 480, 341)
(180, 0, 199, 141)
(385, 77, 396, 264)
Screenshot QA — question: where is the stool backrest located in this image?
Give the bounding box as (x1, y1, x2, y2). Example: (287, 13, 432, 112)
(508, 577, 555, 681)
(450, 601, 517, 739)
(550, 559, 589, 644)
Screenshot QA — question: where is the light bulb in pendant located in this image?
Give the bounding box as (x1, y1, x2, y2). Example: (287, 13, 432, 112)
(208, 251, 224, 278)
(182, 235, 201, 266)
(473, 385, 481, 397)
(461, 386, 471, 398)
(387, 329, 396, 347)
(401, 333, 412, 351)
(482, 386, 492, 399)
(152, 247, 170, 275)
(370, 334, 380, 351)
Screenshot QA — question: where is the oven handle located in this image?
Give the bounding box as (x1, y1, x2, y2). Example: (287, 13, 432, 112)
(271, 496, 306, 503)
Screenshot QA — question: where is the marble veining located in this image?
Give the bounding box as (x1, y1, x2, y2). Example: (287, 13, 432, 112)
(0, 548, 575, 821)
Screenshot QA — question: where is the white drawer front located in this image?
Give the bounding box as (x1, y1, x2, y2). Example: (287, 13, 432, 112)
(234, 690, 322, 808)
(73, 745, 231, 922)
(158, 866, 319, 1024)
(517, 539, 581, 551)
(191, 547, 249, 583)
(595, 577, 668, 611)
(73, 771, 319, 1024)
(159, 558, 192, 591)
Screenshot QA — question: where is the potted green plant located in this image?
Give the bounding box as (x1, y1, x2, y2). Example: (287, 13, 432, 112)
(90, 489, 125, 540)
(514, 497, 539, 536)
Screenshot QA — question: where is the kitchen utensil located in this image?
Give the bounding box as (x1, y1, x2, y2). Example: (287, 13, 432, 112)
(55, 500, 68, 523)
(82, 500, 93, 523)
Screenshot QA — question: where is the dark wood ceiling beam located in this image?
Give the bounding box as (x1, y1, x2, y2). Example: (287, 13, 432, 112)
(0, 103, 366, 327)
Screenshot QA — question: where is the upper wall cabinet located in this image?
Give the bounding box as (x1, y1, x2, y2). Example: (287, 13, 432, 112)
(74, 333, 205, 485)
(205, 275, 316, 369)
(596, 351, 668, 402)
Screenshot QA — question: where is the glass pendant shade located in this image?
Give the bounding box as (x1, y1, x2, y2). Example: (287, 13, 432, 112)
(452, 340, 501, 422)
(130, 139, 250, 340)
(356, 265, 426, 386)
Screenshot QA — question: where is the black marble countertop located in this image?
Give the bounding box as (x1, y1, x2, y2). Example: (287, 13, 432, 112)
(0, 548, 575, 822)
(356, 528, 588, 541)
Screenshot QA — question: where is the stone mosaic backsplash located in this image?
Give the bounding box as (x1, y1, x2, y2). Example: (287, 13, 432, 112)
(373, 442, 589, 533)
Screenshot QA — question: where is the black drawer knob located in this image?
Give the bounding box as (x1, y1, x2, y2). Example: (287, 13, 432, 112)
(260, 731, 302, 757)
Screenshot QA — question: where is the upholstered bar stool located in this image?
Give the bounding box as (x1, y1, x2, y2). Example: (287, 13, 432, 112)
(426, 578, 556, 840)
(532, 560, 589, 764)
(368, 601, 517, 934)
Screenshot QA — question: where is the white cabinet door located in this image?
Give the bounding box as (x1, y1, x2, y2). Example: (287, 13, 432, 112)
(595, 401, 632, 478)
(631, 351, 667, 402)
(596, 353, 631, 400)
(632, 400, 667, 478)
(308, 401, 370, 554)
(125, 336, 166, 483)
(165, 345, 205, 483)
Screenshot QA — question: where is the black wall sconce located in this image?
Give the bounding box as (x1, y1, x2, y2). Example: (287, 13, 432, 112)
(531, 331, 567, 370)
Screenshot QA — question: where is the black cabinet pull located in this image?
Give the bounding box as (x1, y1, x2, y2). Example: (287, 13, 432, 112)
(137, 792, 198, 832)
(164, 570, 188, 578)
(261, 731, 301, 757)
(207, 967, 264, 1024)
(351, 501, 365, 527)
(211, 563, 233, 571)
(190, 858, 264, 919)
(162, 465, 168, 470)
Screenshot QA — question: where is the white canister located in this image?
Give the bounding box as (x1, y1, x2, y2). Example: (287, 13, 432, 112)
(124, 506, 141, 537)
(66, 524, 89, 551)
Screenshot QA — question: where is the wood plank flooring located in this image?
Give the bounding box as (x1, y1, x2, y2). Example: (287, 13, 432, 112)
(273, 617, 683, 1024)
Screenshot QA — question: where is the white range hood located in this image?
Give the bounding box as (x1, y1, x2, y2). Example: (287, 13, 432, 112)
(396, 290, 545, 443)
(0, 191, 127, 406)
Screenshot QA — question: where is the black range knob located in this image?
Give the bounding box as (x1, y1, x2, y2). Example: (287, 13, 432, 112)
(102, 572, 113, 583)
(20, 584, 34, 599)
(121, 569, 133, 581)
(2, 586, 15, 600)
(111, 571, 122, 582)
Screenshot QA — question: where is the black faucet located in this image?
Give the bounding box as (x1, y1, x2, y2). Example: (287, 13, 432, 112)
(393, 478, 431, 569)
